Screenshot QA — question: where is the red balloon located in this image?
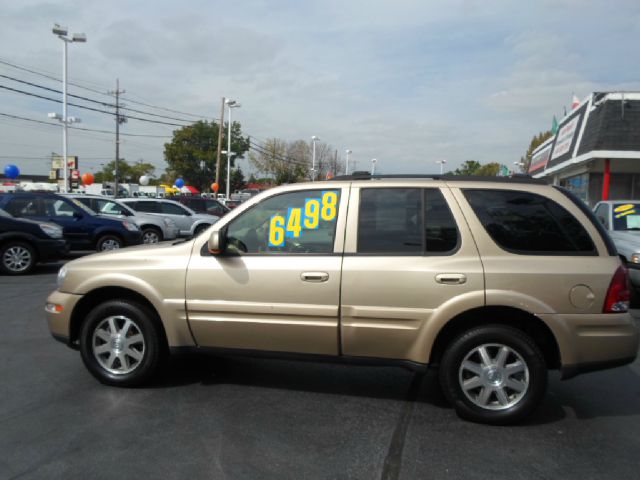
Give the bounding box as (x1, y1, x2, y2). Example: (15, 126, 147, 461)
(211, 182, 219, 193)
(81, 173, 95, 186)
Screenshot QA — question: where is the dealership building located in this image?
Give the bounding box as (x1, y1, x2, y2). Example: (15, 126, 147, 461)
(529, 92, 640, 207)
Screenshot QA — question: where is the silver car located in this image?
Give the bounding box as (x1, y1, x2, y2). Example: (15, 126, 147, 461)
(68, 194, 179, 243)
(120, 198, 219, 237)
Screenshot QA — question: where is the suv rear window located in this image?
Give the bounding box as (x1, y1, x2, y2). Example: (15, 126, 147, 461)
(357, 188, 458, 254)
(463, 189, 596, 255)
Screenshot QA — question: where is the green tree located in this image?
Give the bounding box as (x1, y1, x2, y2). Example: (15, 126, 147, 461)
(94, 159, 155, 183)
(452, 160, 482, 175)
(521, 131, 553, 172)
(475, 162, 501, 176)
(163, 120, 249, 193)
(230, 167, 246, 193)
(249, 138, 308, 184)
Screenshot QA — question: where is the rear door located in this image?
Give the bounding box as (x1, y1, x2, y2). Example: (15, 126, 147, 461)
(340, 185, 485, 363)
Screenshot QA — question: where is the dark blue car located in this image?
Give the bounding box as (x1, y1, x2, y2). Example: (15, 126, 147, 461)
(0, 193, 142, 251)
(0, 208, 69, 274)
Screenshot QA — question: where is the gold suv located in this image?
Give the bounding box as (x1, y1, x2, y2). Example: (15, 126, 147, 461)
(46, 175, 639, 424)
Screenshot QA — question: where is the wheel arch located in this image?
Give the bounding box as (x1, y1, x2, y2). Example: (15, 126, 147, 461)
(69, 286, 169, 351)
(429, 306, 561, 370)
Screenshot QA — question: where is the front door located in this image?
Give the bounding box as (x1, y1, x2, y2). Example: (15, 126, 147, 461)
(185, 187, 348, 355)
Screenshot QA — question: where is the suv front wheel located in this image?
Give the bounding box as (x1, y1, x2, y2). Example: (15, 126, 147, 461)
(79, 299, 166, 386)
(439, 325, 547, 425)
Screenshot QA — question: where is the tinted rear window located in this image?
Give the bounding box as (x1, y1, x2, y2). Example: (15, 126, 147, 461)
(463, 189, 596, 255)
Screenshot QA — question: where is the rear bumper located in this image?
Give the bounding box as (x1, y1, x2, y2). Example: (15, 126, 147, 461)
(540, 312, 639, 379)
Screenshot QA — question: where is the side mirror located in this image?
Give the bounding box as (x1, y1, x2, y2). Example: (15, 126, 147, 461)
(208, 229, 226, 254)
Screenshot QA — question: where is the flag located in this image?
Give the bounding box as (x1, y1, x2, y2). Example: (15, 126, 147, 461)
(551, 115, 558, 135)
(571, 94, 580, 109)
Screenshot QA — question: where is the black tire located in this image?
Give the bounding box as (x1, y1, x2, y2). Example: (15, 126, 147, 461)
(193, 224, 211, 236)
(141, 227, 163, 244)
(439, 325, 547, 425)
(79, 299, 166, 387)
(96, 234, 123, 252)
(0, 241, 36, 275)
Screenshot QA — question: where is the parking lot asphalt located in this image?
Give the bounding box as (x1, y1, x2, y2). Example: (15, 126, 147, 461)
(1, 262, 640, 480)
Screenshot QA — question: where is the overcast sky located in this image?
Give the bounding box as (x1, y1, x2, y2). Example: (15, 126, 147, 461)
(1, 0, 639, 179)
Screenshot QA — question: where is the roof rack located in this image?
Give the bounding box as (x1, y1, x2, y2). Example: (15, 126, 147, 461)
(328, 173, 546, 185)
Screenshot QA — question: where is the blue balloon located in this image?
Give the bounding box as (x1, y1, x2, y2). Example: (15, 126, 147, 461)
(175, 178, 185, 188)
(4, 164, 20, 179)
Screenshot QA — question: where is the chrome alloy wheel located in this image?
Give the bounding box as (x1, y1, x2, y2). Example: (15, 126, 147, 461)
(3, 245, 32, 272)
(92, 315, 145, 375)
(458, 343, 529, 411)
(100, 238, 121, 251)
(142, 230, 160, 244)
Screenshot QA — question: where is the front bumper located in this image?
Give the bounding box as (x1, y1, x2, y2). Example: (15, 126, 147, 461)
(45, 290, 83, 346)
(539, 312, 639, 379)
(35, 239, 70, 262)
(123, 230, 143, 246)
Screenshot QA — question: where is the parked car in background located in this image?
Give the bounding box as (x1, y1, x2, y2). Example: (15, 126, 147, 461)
(68, 194, 179, 244)
(0, 192, 142, 251)
(223, 199, 242, 210)
(594, 200, 640, 297)
(0, 207, 68, 274)
(120, 198, 219, 237)
(167, 196, 230, 217)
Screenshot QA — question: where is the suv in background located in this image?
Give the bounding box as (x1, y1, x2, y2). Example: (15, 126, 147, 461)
(46, 175, 638, 425)
(68, 194, 179, 244)
(120, 198, 219, 237)
(0, 208, 68, 274)
(594, 200, 640, 302)
(168, 196, 229, 218)
(0, 192, 142, 251)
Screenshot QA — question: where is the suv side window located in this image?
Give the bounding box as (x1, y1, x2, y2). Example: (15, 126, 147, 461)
(357, 188, 459, 254)
(161, 202, 189, 215)
(42, 198, 75, 217)
(5, 196, 39, 216)
(96, 199, 129, 216)
(226, 189, 340, 254)
(133, 201, 160, 213)
(463, 189, 596, 255)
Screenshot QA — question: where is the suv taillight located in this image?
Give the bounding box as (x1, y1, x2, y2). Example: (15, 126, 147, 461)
(603, 266, 630, 313)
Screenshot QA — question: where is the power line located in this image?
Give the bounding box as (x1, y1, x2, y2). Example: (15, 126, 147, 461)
(0, 57, 210, 120)
(0, 111, 172, 138)
(0, 84, 190, 127)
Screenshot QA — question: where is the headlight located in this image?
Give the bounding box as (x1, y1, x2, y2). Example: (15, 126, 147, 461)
(40, 223, 63, 239)
(57, 265, 68, 289)
(122, 221, 140, 232)
(631, 253, 640, 264)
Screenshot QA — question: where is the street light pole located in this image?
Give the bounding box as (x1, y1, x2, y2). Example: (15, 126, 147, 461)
(371, 158, 377, 175)
(345, 149, 352, 175)
(311, 136, 318, 181)
(435, 159, 447, 174)
(51, 24, 85, 193)
(225, 99, 240, 197)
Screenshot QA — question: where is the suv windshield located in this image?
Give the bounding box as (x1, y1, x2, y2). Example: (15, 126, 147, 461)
(612, 203, 640, 230)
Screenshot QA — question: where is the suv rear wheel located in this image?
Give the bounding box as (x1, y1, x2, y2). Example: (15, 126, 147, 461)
(439, 325, 547, 425)
(79, 299, 166, 386)
(0, 241, 36, 275)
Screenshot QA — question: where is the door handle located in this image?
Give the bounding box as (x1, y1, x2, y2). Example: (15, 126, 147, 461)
(301, 272, 329, 283)
(435, 273, 467, 285)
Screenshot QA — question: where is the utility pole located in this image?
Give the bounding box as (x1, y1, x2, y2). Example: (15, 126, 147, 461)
(109, 79, 126, 197)
(215, 97, 225, 190)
